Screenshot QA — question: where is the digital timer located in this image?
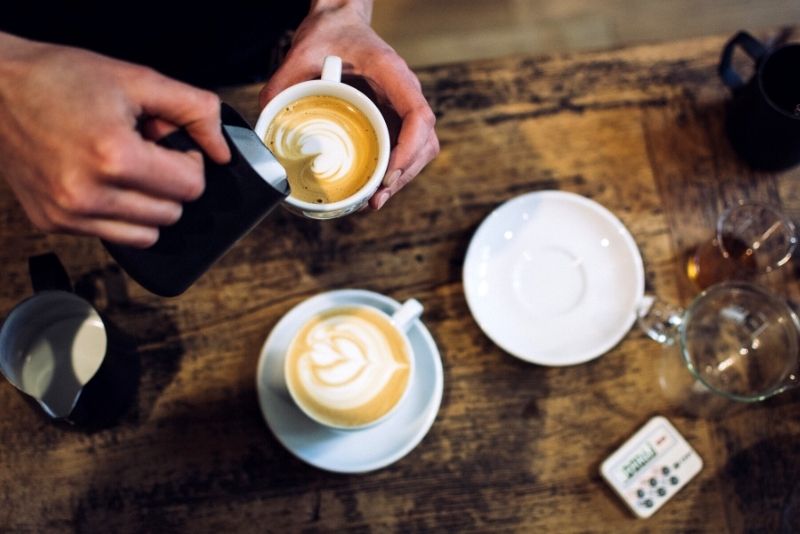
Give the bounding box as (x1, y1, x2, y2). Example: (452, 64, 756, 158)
(600, 416, 703, 518)
(620, 443, 656, 482)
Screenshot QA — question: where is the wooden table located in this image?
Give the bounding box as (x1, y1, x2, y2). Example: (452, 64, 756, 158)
(2, 29, 800, 533)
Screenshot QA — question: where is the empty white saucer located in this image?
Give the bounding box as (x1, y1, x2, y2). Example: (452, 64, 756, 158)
(463, 190, 644, 366)
(256, 289, 444, 474)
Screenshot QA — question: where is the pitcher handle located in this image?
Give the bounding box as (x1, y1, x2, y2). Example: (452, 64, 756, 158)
(719, 31, 767, 91)
(29, 253, 72, 293)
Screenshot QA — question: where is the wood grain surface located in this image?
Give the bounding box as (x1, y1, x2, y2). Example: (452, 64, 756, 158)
(2, 29, 800, 533)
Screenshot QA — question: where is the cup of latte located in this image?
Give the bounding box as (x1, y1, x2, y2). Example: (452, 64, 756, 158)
(255, 55, 391, 219)
(283, 298, 422, 430)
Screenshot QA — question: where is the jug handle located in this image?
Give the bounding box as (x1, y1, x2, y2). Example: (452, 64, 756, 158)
(28, 252, 72, 293)
(719, 31, 767, 91)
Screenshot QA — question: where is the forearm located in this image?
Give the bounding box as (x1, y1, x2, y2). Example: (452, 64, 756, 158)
(0, 31, 47, 79)
(0, 30, 35, 52)
(309, 0, 373, 22)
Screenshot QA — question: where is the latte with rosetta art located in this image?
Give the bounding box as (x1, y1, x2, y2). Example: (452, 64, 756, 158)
(264, 95, 379, 204)
(285, 306, 412, 429)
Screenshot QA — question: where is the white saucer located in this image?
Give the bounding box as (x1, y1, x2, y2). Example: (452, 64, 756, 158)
(463, 190, 644, 366)
(256, 289, 444, 474)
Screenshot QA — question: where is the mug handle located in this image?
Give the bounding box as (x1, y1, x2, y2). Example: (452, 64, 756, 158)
(29, 252, 72, 293)
(719, 31, 767, 91)
(321, 55, 343, 83)
(391, 299, 424, 332)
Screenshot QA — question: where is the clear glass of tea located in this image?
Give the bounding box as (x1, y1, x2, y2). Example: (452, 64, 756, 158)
(685, 202, 797, 290)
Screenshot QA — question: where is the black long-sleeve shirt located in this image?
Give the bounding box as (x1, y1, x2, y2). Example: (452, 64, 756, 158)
(1, 3, 310, 88)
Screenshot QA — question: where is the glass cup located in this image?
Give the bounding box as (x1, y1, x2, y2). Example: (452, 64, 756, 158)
(638, 282, 800, 416)
(685, 202, 797, 290)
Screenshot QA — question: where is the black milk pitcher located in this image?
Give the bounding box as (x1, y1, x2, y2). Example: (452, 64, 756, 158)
(719, 31, 800, 171)
(103, 103, 289, 297)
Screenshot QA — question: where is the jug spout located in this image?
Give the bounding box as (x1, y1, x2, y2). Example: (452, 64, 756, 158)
(37, 387, 84, 421)
(13, 298, 107, 420)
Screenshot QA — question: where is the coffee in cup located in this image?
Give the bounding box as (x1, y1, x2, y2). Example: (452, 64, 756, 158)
(264, 95, 379, 204)
(255, 55, 390, 219)
(284, 305, 413, 430)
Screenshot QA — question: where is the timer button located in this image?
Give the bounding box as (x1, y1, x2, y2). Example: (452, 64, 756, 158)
(649, 478, 658, 487)
(670, 476, 679, 486)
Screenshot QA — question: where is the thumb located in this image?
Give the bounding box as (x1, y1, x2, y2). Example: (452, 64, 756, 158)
(259, 56, 322, 109)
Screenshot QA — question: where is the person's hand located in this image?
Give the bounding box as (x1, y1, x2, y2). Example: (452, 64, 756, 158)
(259, 0, 438, 209)
(0, 33, 231, 247)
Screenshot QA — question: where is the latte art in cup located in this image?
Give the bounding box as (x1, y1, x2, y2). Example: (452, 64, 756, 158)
(264, 95, 379, 204)
(285, 306, 412, 429)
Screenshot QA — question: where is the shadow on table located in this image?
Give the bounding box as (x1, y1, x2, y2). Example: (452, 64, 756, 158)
(71, 387, 321, 531)
(66, 270, 320, 531)
(66, 264, 185, 430)
(71, 262, 553, 531)
(690, 433, 800, 532)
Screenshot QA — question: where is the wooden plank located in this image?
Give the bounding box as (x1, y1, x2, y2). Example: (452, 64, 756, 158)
(1, 31, 800, 532)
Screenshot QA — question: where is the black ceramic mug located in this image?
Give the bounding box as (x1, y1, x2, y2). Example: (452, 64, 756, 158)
(719, 31, 800, 171)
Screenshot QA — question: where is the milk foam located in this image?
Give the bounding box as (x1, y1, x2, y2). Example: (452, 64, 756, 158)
(296, 315, 406, 411)
(271, 118, 356, 184)
(264, 95, 379, 204)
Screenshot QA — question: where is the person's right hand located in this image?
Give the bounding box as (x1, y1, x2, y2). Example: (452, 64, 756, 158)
(0, 33, 231, 248)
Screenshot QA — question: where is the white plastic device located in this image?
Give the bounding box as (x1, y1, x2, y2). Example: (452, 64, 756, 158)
(600, 416, 703, 518)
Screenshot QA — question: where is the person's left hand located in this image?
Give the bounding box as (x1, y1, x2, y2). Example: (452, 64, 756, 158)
(259, 0, 439, 209)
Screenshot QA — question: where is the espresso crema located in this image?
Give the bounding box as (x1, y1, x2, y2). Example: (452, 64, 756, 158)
(264, 95, 379, 204)
(285, 306, 411, 428)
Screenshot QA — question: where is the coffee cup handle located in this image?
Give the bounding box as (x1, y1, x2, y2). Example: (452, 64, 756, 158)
(391, 299, 424, 332)
(719, 31, 767, 91)
(321, 55, 342, 83)
(28, 253, 72, 293)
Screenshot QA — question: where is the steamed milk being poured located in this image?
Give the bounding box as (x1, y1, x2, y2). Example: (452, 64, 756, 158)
(264, 95, 379, 204)
(285, 306, 411, 428)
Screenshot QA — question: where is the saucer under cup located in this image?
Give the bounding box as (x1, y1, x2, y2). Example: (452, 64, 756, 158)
(256, 289, 443, 473)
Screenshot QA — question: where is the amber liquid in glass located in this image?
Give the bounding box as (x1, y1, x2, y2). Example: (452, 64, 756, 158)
(685, 234, 758, 290)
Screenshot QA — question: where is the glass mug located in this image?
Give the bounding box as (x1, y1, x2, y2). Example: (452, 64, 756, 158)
(638, 282, 800, 415)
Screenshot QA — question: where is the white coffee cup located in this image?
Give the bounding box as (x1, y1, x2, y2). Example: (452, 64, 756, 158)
(255, 55, 391, 219)
(282, 295, 422, 431)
